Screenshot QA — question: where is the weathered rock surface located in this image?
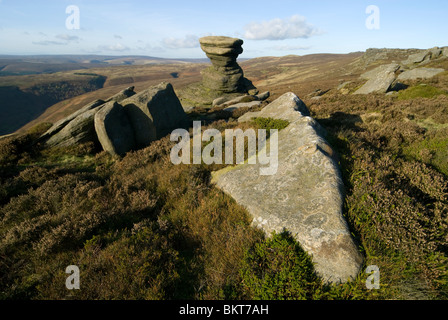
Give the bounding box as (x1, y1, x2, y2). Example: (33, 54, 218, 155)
(105, 86, 136, 103)
(403, 51, 433, 65)
(41, 83, 189, 156)
(223, 100, 263, 112)
(40, 87, 136, 143)
(177, 36, 258, 108)
(354, 47, 447, 95)
(402, 47, 446, 66)
(215, 91, 270, 108)
(443, 47, 448, 58)
(217, 94, 258, 107)
(200, 36, 244, 67)
(238, 92, 310, 122)
(255, 91, 270, 101)
(199, 36, 257, 95)
(355, 63, 400, 94)
(121, 82, 189, 148)
(40, 99, 106, 141)
(397, 67, 445, 81)
(45, 107, 100, 148)
(212, 96, 230, 107)
(213, 92, 363, 283)
(94, 101, 136, 156)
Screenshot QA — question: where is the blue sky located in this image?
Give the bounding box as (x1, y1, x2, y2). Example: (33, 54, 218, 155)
(0, 0, 447, 58)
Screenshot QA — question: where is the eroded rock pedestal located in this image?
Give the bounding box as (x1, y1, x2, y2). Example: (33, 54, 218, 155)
(178, 36, 257, 108)
(200, 36, 255, 94)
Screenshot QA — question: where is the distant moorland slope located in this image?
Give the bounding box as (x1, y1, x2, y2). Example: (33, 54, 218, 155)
(0, 55, 208, 135)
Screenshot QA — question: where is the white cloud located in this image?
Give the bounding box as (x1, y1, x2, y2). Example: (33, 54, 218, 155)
(55, 34, 80, 41)
(163, 34, 199, 49)
(33, 40, 66, 46)
(243, 15, 321, 40)
(98, 43, 130, 52)
(32, 34, 80, 46)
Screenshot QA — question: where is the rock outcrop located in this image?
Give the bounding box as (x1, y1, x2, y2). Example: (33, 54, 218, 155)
(40, 99, 106, 142)
(45, 107, 101, 148)
(200, 36, 256, 95)
(402, 47, 447, 66)
(397, 67, 445, 81)
(177, 36, 258, 108)
(40, 83, 189, 156)
(223, 101, 263, 112)
(94, 101, 136, 156)
(213, 91, 270, 108)
(354, 47, 447, 95)
(238, 92, 310, 122)
(40, 86, 136, 144)
(121, 82, 189, 148)
(105, 86, 136, 103)
(213, 92, 363, 283)
(354, 63, 400, 94)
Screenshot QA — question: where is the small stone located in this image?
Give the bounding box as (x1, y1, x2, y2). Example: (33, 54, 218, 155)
(255, 91, 270, 101)
(223, 100, 263, 112)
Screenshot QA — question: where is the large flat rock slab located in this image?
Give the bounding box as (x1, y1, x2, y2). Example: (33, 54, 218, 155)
(355, 63, 400, 94)
(40, 99, 105, 141)
(213, 92, 363, 283)
(397, 67, 445, 81)
(45, 107, 100, 148)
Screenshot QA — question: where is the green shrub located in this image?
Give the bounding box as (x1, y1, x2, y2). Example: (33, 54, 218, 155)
(25, 122, 52, 138)
(0, 134, 36, 166)
(253, 117, 290, 131)
(397, 84, 448, 100)
(402, 129, 448, 176)
(239, 231, 321, 300)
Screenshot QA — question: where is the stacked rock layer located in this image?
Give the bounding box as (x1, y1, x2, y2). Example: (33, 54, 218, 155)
(199, 36, 255, 94)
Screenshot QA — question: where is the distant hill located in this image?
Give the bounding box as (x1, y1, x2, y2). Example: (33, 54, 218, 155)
(0, 54, 209, 76)
(0, 51, 375, 135)
(0, 72, 108, 135)
(0, 55, 210, 135)
(3, 48, 445, 136)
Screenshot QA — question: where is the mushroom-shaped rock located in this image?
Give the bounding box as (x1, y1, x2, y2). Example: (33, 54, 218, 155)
(199, 36, 256, 94)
